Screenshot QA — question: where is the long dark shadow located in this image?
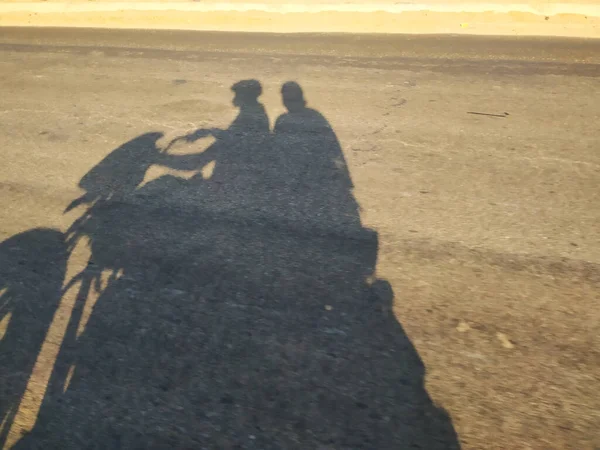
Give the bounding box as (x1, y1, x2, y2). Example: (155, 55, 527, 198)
(6, 80, 460, 449)
(0, 229, 67, 448)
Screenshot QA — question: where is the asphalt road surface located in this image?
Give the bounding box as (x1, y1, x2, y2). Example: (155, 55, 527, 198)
(0, 28, 599, 450)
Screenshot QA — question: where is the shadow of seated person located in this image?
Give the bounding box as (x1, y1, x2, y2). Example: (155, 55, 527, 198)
(272, 81, 361, 233)
(148, 80, 271, 213)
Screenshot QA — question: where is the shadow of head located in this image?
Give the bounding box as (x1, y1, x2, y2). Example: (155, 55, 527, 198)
(231, 79, 263, 107)
(281, 81, 307, 113)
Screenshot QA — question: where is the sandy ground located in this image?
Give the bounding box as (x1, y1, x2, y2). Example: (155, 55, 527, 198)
(0, 28, 599, 450)
(0, 1, 599, 37)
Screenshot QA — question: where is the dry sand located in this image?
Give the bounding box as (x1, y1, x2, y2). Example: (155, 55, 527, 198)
(0, 1, 598, 37)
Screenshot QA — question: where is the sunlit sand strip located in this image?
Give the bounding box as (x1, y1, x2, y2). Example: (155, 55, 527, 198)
(0, 313, 11, 343)
(0, 2, 598, 37)
(0, 2, 598, 17)
(75, 269, 113, 339)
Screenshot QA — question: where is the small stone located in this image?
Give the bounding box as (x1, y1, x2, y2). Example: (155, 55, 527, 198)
(325, 305, 333, 311)
(456, 320, 471, 333)
(496, 332, 515, 349)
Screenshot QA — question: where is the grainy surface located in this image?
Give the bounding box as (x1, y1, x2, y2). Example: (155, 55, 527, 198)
(0, 2, 599, 38)
(0, 28, 599, 450)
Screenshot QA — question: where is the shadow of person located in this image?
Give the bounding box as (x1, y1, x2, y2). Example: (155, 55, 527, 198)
(13, 81, 460, 449)
(129, 80, 275, 232)
(147, 79, 272, 206)
(272, 81, 361, 232)
(0, 229, 67, 448)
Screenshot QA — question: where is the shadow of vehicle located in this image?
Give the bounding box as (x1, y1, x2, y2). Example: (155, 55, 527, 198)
(10, 80, 460, 449)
